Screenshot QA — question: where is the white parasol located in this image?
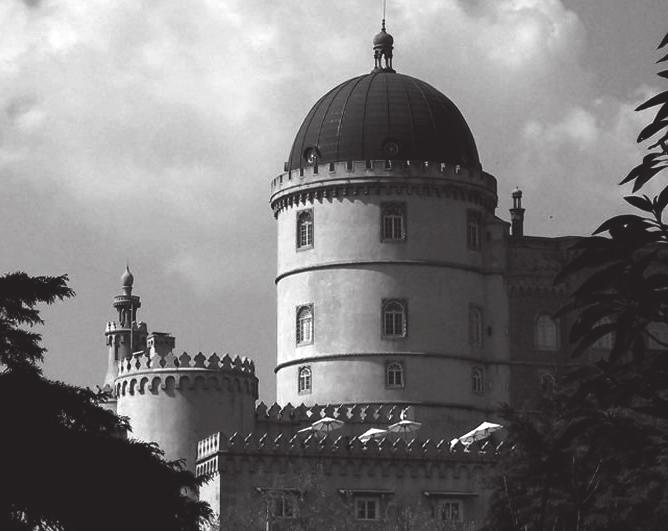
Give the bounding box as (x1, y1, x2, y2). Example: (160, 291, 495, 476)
(298, 416, 344, 436)
(387, 419, 422, 441)
(457, 421, 503, 446)
(358, 427, 389, 443)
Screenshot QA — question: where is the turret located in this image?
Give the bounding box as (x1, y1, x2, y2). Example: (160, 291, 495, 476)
(115, 350, 258, 470)
(510, 188, 525, 238)
(103, 266, 147, 387)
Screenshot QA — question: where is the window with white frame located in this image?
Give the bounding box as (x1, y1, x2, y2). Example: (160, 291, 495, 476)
(436, 500, 463, 522)
(298, 366, 311, 394)
(381, 202, 406, 241)
(469, 306, 483, 348)
(535, 314, 558, 350)
(467, 210, 481, 250)
(382, 299, 407, 338)
(386, 362, 404, 388)
(296, 209, 313, 249)
(296, 305, 313, 345)
(355, 497, 379, 521)
(472, 367, 484, 394)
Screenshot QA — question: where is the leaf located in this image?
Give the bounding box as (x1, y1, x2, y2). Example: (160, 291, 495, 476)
(655, 102, 668, 123)
(659, 70, 668, 80)
(632, 164, 667, 192)
(658, 186, 668, 212)
(636, 91, 668, 112)
(638, 120, 668, 143)
(659, 51, 668, 64)
(593, 215, 650, 235)
(660, 32, 668, 49)
(624, 195, 654, 212)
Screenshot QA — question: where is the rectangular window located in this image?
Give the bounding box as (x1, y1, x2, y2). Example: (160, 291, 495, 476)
(467, 210, 481, 250)
(296, 209, 314, 250)
(386, 362, 404, 388)
(382, 299, 407, 338)
(271, 494, 297, 519)
(381, 202, 406, 242)
(296, 304, 314, 346)
(437, 500, 463, 522)
(355, 497, 379, 521)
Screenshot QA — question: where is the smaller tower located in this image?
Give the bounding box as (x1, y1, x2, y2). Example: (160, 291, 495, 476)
(510, 188, 525, 238)
(103, 266, 147, 386)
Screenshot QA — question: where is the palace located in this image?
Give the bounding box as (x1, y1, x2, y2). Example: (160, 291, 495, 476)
(101, 20, 591, 529)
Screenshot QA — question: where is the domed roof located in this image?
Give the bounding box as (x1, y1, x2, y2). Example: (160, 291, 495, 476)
(121, 266, 134, 288)
(286, 71, 480, 171)
(373, 28, 393, 47)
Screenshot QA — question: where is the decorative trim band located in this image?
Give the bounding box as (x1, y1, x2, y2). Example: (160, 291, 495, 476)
(276, 259, 504, 284)
(274, 351, 574, 372)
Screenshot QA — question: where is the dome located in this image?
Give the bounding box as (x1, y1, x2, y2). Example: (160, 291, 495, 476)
(121, 266, 134, 288)
(286, 71, 480, 171)
(373, 29, 393, 47)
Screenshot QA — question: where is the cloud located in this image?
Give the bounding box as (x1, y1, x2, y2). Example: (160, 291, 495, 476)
(0, 0, 633, 291)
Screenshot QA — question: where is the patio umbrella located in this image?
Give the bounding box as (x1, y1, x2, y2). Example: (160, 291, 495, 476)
(309, 416, 344, 435)
(457, 421, 503, 446)
(388, 419, 422, 441)
(358, 428, 388, 443)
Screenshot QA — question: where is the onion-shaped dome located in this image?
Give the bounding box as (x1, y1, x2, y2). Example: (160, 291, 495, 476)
(373, 28, 394, 47)
(121, 266, 134, 288)
(286, 71, 480, 171)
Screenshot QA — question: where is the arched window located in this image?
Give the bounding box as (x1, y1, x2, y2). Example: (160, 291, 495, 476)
(381, 203, 406, 241)
(298, 366, 311, 394)
(540, 373, 556, 394)
(296, 209, 313, 249)
(535, 314, 558, 350)
(467, 210, 481, 250)
(386, 362, 404, 388)
(469, 306, 483, 348)
(382, 299, 407, 337)
(296, 305, 313, 345)
(472, 367, 484, 394)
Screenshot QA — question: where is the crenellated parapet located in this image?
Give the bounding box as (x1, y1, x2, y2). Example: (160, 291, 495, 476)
(196, 430, 504, 479)
(255, 402, 408, 427)
(269, 160, 497, 217)
(114, 351, 258, 399)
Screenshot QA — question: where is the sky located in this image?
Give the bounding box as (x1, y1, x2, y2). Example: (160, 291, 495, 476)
(1, 0, 667, 402)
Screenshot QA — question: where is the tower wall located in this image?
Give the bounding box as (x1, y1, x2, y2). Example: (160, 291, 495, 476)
(115, 351, 258, 471)
(271, 162, 508, 429)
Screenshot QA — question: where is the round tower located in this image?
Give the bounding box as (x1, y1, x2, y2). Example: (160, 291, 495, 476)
(115, 349, 258, 471)
(104, 268, 259, 471)
(270, 23, 511, 433)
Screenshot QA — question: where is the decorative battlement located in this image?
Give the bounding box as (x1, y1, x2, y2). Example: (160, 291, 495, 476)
(114, 351, 258, 398)
(255, 402, 409, 426)
(195, 430, 504, 478)
(269, 160, 497, 217)
(105, 321, 148, 333)
(117, 351, 255, 376)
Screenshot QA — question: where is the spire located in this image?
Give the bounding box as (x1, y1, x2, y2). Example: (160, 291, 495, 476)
(120, 264, 134, 295)
(373, 6, 395, 72)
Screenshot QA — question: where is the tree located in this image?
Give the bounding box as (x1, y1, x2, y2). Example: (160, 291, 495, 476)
(0, 272, 212, 531)
(483, 31, 668, 531)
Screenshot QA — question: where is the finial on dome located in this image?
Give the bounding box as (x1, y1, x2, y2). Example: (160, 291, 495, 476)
(121, 264, 134, 294)
(373, 3, 395, 72)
